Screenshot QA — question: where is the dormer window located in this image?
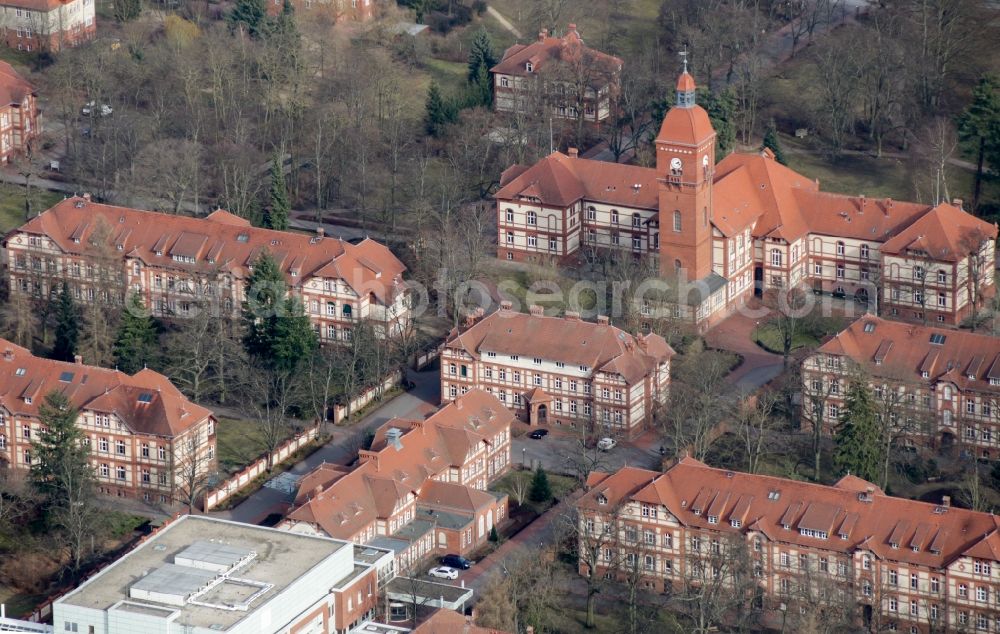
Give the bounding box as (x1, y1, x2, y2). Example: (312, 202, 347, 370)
(596, 494, 607, 505)
(708, 515, 718, 524)
(525, 62, 533, 72)
(731, 519, 741, 528)
(24, 396, 31, 404)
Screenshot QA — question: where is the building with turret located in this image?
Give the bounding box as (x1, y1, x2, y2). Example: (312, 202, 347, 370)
(495, 69, 997, 330)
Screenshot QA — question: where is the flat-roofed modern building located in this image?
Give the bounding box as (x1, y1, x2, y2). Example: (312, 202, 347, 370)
(52, 515, 386, 634)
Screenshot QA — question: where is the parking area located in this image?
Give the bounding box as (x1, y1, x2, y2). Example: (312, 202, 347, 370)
(511, 430, 662, 476)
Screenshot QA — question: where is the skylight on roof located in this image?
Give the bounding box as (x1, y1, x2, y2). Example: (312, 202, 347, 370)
(59, 371, 74, 382)
(137, 393, 153, 404)
(237, 233, 249, 243)
(929, 333, 947, 345)
(15, 368, 25, 376)
(863, 322, 875, 333)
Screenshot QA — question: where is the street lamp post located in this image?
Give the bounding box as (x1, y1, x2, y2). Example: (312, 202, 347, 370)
(522, 447, 526, 469)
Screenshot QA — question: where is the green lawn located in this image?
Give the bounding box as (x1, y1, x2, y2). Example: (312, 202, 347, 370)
(491, 468, 578, 513)
(424, 57, 468, 101)
(0, 184, 62, 233)
(215, 417, 269, 475)
(752, 322, 819, 354)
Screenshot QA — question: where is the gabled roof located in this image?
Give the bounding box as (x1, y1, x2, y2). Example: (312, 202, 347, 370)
(0, 61, 34, 107)
(445, 308, 673, 384)
(494, 151, 658, 210)
(880, 202, 997, 261)
(583, 458, 1000, 569)
(413, 609, 510, 634)
(0, 339, 211, 437)
(490, 24, 621, 81)
(288, 390, 514, 539)
(815, 315, 1000, 390)
(10, 197, 407, 304)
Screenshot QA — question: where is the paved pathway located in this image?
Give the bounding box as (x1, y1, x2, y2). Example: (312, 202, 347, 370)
(704, 305, 785, 394)
(486, 5, 522, 39)
(209, 367, 441, 524)
(461, 489, 585, 594)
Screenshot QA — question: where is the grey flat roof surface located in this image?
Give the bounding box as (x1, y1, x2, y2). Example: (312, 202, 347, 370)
(130, 564, 215, 601)
(391, 518, 435, 542)
(175, 540, 253, 571)
(353, 545, 392, 566)
(385, 577, 473, 605)
(59, 516, 350, 631)
(366, 536, 410, 553)
(416, 507, 469, 531)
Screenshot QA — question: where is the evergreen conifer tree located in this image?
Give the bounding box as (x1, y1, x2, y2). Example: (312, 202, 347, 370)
(51, 282, 79, 362)
(834, 379, 884, 484)
(113, 294, 159, 374)
(761, 120, 787, 165)
(529, 465, 552, 503)
(265, 155, 290, 231)
(958, 76, 1000, 212)
(229, 0, 267, 37)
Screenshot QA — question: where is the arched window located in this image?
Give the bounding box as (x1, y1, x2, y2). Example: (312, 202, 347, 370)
(860, 243, 869, 259)
(587, 206, 596, 220)
(943, 386, 952, 401)
(836, 241, 845, 256)
(505, 208, 514, 223)
(632, 212, 641, 228)
(674, 259, 682, 272)
(673, 211, 682, 232)
(526, 211, 537, 226)
(611, 209, 619, 224)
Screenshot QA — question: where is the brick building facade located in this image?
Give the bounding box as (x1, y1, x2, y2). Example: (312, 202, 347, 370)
(495, 70, 997, 330)
(0, 61, 37, 162)
(490, 24, 621, 124)
(0, 338, 215, 503)
(440, 303, 673, 440)
(579, 458, 1000, 633)
(4, 197, 411, 342)
(0, 0, 95, 51)
(282, 389, 512, 571)
(803, 315, 1000, 460)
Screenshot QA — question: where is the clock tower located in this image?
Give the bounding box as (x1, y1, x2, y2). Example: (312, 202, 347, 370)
(656, 67, 717, 282)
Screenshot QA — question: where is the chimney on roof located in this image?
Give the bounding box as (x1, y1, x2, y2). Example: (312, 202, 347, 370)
(952, 198, 963, 209)
(74, 354, 82, 365)
(942, 495, 951, 507)
(597, 315, 610, 325)
(529, 304, 544, 316)
(567, 147, 579, 159)
(316, 226, 325, 238)
(567, 23, 577, 34)
(564, 311, 581, 321)
(386, 427, 403, 451)
(313, 484, 323, 498)
(82, 193, 91, 202)
(500, 300, 513, 312)
(538, 28, 548, 41)
(3, 349, 11, 362)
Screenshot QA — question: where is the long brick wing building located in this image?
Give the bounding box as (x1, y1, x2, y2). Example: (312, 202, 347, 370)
(803, 315, 1000, 460)
(496, 70, 997, 329)
(4, 197, 411, 341)
(282, 389, 512, 571)
(579, 458, 1000, 633)
(440, 303, 673, 439)
(0, 338, 215, 503)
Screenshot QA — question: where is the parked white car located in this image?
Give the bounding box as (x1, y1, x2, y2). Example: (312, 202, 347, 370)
(597, 437, 617, 451)
(428, 566, 459, 580)
(81, 101, 113, 117)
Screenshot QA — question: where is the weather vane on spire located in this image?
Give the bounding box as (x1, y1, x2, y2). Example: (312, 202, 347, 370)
(680, 49, 688, 74)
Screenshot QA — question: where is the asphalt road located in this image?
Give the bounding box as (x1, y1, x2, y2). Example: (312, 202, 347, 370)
(210, 367, 441, 524)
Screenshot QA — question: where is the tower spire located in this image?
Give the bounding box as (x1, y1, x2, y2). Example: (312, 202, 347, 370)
(680, 49, 688, 74)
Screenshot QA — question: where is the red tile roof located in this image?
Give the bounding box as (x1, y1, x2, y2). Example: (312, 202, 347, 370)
(816, 315, 1000, 391)
(494, 151, 658, 210)
(0, 61, 33, 107)
(582, 458, 1000, 568)
(413, 609, 509, 634)
(655, 103, 715, 147)
(490, 24, 621, 81)
(880, 202, 997, 261)
(11, 197, 407, 303)
(446, 308, 673, 384)
(0, 339, 211, 437)
(676, 71, 696, 92)
(288, 390, 513, 539)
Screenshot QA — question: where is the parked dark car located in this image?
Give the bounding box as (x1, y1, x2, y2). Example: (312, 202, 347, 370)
(528, 429, 549, 439)
(440, 554, 472, 570)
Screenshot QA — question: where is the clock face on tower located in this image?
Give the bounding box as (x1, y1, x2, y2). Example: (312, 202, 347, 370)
(670, 157, 682, 172)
